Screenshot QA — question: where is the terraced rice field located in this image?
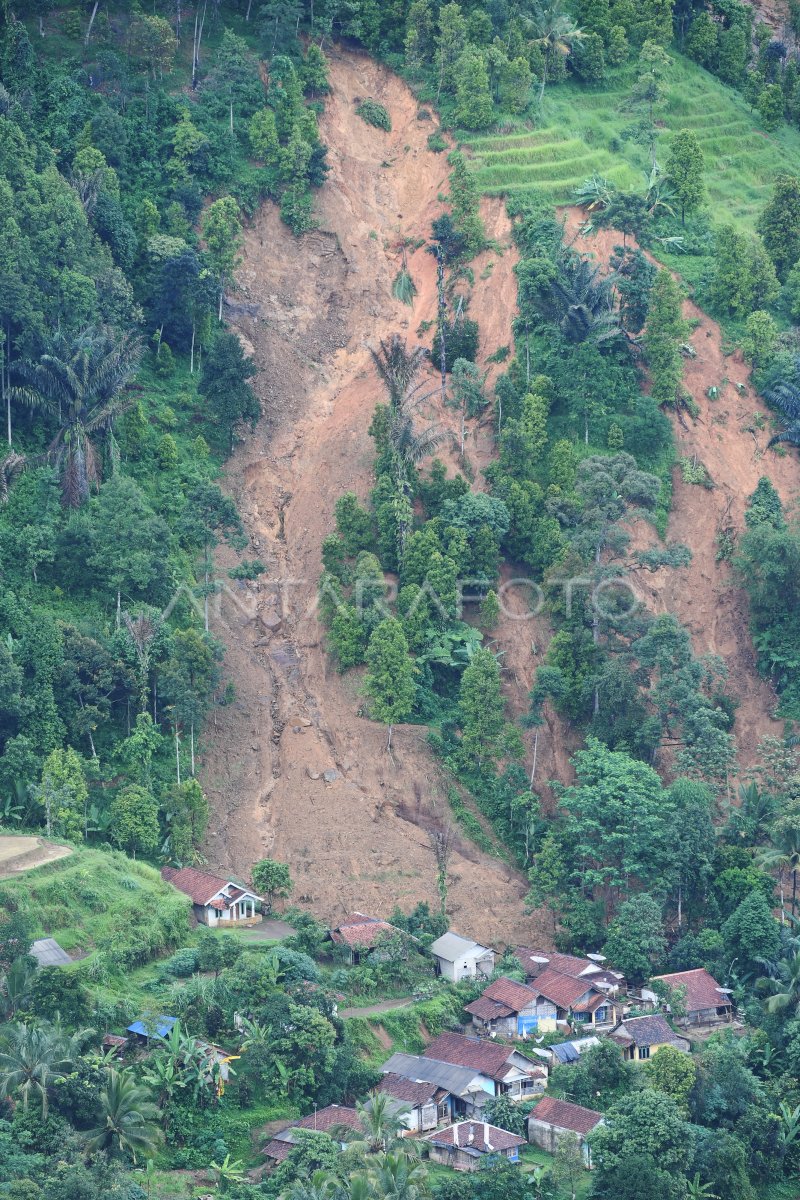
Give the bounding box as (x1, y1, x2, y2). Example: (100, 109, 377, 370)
(462, 54, 800, 234)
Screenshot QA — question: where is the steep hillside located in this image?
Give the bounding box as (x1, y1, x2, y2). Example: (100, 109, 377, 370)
(199, 51, 542, 946)
(563, 210, 800, 775)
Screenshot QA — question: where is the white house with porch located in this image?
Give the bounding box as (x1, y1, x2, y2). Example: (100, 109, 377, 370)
(161, 866, 262, 926)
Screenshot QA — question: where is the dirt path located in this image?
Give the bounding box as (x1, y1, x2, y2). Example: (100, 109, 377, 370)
(199, 50, 544, 948)
(562, 208, 800, 776)
(339, 997, 413, 1018)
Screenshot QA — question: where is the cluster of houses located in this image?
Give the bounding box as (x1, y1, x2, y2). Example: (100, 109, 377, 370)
(31, 866, 738, 1177)
(262, 926, 736, 1173)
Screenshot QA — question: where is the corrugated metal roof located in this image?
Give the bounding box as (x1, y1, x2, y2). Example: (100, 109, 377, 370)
(127, 1015, 178, 1039)
(430, 931, 492, 961)
(29, 938, 72, 967)
(381, 1052, 488, 1101)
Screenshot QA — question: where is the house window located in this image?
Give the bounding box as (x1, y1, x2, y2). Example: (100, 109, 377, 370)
(596, 1007, 607, 1022)
(639, 1045, 650, 1059)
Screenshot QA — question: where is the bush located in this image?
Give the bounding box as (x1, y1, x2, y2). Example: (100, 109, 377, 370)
(427, 131, 448, 153)
(356, 100, 391, 131)
(161, 947, 200, 978)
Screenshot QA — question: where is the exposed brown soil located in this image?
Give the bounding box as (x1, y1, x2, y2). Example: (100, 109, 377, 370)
(199, 50, 545, 947)
(561, 207, 800, 777)
(0, 836, 73, 878)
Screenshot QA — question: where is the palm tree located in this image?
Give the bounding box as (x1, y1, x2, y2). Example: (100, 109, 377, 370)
(0, 451, 25, 502)
(526, 0, 584, 101)
(0, 957, 36, 1021)
(0, 1021, 75, 1116)
(282, 1170, 339, 1200)
(87, 1069, 162, 1162)
(761, 950, 800, 1016)
(370, 336, 446, 559)
(686, 1175, 719, 1200)
(333, 1094, 411, 1156)
(368, 1151, 430, 1200)
(758, 820, 800, 919)
(14, 327, 141, 506)
(777, 1101, 800, 1150)
(550, 256, 621, 351)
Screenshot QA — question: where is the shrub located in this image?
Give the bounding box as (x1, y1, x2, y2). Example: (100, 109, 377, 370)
(356, 100, 391, 131)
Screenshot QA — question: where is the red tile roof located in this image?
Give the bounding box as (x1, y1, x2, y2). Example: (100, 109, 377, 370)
(329, 913, 400, 950)
(529, 1096, 603, 1136)
(424, 1033, 533, 1082)
(161, 866, 261, 906)
(482, 977, 540, 1011)
(530, 968, 597, 1010)
(263, 1105, 362, 1159)
(465, 996, 515, 1021)
(379, 1073, 437, 1105)
(651, 968, 733, 1014)
(426, 1121, 525, 1153)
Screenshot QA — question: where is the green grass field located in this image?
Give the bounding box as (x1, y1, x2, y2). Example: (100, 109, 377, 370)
(3, 844, 191, 968)
(462, 53, 800, 235)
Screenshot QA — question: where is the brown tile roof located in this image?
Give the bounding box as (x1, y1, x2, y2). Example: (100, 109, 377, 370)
(161, 866, 261, 907)
(426, 1121, 525, 1153)
(424, 1033, 532, 1082)
(465, 996, 515, 1021)
(651, 968, 733, 1014)
(573, 993, 609, 1014)
(329, 913, 399, 950)
(263, 1139, 293, 1162)
(514, 949, 624, 990)
(529, 1096, 603, 1136)
(482, 977, 540, 1012)
(379, 1073, 437, 1105)
(263, 1105, 362, 1159)
(530, 968, 597, 1010)
(614, 1014, 680, 1047)
(515, 948, 590, 976)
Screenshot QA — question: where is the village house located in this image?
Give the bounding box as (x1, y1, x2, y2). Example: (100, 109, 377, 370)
(377, 1072, 445, 1133)
(465, 976, 547, 1039)
(546, 1036, 600, 1066)
(526, 967, 621, 1029)
(429, 931, 495, 982)
(650, 968, 734, 1026)
(609, 1014, 690, 1061)
(263, 1105, 362, 1163)
(328, 912, 404, 965)
(161, 866, 262, 927)
(424, 1120, 526, 1172)
(424, 1032, 544, 1101)
(379, 1052, 493, 1120)
(527, 1096, 604, 1166)
(514, 948, 626, 995)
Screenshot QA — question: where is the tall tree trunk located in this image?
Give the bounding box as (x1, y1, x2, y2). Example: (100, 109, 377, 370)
(204, 544, 210, 632)
(190, 322, 196, 374)
(190, 721, 195, 775)
(84, 0, 100, 45)
(116, 589, 121, 631)
(175, 726, 181, 784)
(436, 248, 447, 403)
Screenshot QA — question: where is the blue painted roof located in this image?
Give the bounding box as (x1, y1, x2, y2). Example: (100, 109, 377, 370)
(127, 1015, 177, 1038)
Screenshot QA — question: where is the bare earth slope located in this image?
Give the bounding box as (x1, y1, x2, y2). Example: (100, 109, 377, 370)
(563, 210, 800, 774)
(199, 51, 540, 945)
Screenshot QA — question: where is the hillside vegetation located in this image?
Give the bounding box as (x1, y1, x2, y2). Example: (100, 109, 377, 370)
(5, 1, 800, 1199)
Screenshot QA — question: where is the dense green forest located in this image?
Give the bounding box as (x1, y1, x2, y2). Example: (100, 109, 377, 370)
(5, 0, 800, 1198)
